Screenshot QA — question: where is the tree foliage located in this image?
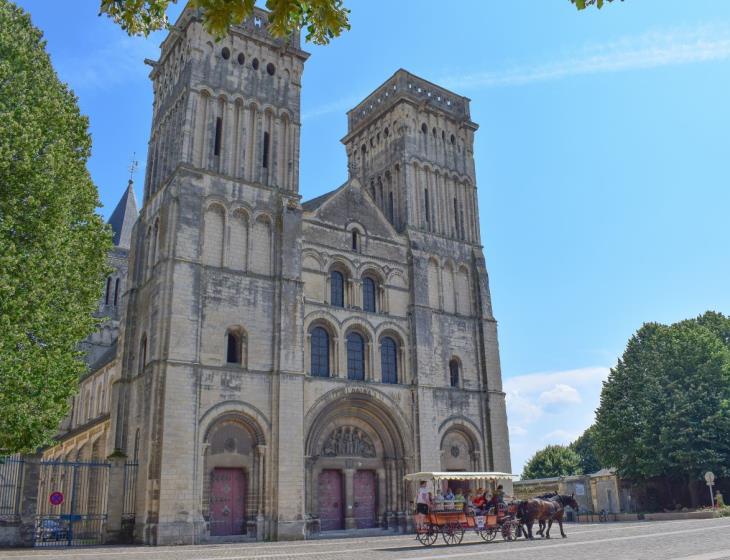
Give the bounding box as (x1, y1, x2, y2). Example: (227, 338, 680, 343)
(522, 444, 581, 480)
(570, 425, 602, 475)
(100, 0, 620, 46)
(593, 312, 730, 483)
(571, 0, 623, 9)
(99, 0, 351, 45)
(0, 0, 111, 454)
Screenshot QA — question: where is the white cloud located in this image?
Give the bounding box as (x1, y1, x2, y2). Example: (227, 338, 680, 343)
(504, 366, 608, 396)
(538, 383, 582, 407)
(55, 35, 160, 93)
(303, 22, 730, 122)
(543, 429, 582, 445)
(441, 23, 730, 91)
(505, 366, 610, 475)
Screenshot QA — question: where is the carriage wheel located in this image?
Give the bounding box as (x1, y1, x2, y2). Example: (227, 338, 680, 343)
(416, 524, 438, 547)
(501, 521, 518, 541)
(478, 527, 498, 542)
(441, 523, 464, 546)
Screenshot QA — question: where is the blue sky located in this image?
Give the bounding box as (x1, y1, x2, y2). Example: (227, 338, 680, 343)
(16, 0, 730, 474)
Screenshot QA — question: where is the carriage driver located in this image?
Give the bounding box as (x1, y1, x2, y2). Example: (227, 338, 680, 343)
(415, 480, 432, 532)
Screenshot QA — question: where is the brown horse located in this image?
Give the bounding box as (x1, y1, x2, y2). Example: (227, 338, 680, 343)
(518, 494, 579, 539)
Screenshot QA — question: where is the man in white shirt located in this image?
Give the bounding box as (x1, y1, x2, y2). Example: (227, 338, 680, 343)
(415, 481, 432, 532)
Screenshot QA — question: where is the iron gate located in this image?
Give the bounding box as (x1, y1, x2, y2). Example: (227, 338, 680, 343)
(121, 460, 138, 542)
(0, 457, 24, 523)
(35, 460, 110, 546)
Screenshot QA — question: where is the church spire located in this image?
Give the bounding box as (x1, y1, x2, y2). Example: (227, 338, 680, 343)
(107, 179, 139, 249)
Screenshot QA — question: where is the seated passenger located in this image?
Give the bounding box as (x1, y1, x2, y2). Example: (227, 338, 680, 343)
(444, 487, 455, 500)
(472, 489, 487, 512)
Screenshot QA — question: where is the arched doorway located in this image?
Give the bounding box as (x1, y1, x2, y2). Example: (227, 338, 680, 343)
(202, 414, 266, 538)
(305, 390, 410, 532)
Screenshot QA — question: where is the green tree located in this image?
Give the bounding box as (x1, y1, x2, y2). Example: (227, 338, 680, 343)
(0, 0, 111, 454)
(570, 425, 602, 475)
(571, 0, 623, 9)
(522, 444, 581, 480)
(593, 314, 730, 503)
(100, 0, 622, 45)
(99, 0, 351, 45)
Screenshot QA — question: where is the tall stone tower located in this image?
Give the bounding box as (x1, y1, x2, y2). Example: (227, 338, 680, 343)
(112, 5, 310, 544)
(342, 70, 511, 474)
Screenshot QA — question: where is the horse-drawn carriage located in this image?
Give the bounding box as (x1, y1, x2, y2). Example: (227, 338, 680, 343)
(404, 471, 521, 547)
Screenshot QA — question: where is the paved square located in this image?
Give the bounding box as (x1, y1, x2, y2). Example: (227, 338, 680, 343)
(1, 518, 729, 560)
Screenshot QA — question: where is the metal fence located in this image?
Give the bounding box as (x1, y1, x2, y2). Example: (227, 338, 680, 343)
(0, 456, 24, 523)
(121, 461, 138, 542)
(35, 460, 110, 547)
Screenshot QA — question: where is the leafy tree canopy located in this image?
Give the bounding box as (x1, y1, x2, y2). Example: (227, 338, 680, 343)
(99, 0, 351, 45)
(0, 0, 111, 454)
(522, 444, 581, 480)
(570, 425, 602, 475)
(571, 0, 623, 9)
(100, 0, 621, 45)
(593, 312, 730, 483)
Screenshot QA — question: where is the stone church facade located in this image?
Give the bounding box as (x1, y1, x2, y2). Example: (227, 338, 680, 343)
(41, 6, 511, 545)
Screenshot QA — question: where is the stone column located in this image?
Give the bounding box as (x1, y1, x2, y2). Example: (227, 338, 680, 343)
(377, 467, 387, 528)
(379, 285, 387, 314)
(105, 456, 127, 544)
(334, 335, 343, 379)
(347, 278, 355, 308)
(344, 468, 355, 529)
(256, 445, 266, 540)
(16, 454, 42, 547)
(366, 341, 374, 381)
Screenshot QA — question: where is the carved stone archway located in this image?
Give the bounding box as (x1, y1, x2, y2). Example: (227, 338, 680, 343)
(304, 390, 410, 533)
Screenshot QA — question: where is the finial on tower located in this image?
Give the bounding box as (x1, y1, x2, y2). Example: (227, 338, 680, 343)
(128, 152, 139, 184)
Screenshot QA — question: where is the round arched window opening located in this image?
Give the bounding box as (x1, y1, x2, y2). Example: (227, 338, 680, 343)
(221, 47, 230, 60)
(266, 62, 275, 76)
(237, 52, 245, 65)
(252, 58, 259, 70)
(432, 127, 437, 136)
(384, 127, 389, 137)
(450, 134, 456, 144)
(421, 123, 428, 134)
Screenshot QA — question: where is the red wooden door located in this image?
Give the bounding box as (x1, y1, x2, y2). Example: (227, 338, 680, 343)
(210, 468, 246, 536)
(353, 470, 377, 528)
(318, 470, 343, 531)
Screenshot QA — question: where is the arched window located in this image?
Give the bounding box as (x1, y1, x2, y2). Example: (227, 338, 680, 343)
(139, 335, 147, 375)
(424, 188, 430, 226)
(381, 337, 397, 384)
(449, 359, 460, 388)
(226, 329, 242, 364)
(214, 116, 222, 156)
(351, 230, 358, 251)
(114, 278, 120, 306)
(453, 197, 459, 238)
(105, 277, 112, 305)
(330, 270, 344, 307)
(310, 327, 329, 377)
(347, 332, 365, 381)
(262, 131, 270, 168)
(362, 276, 376, 313)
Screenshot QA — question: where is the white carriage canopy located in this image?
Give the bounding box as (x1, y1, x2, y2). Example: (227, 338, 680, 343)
(404, 472, 518, 482)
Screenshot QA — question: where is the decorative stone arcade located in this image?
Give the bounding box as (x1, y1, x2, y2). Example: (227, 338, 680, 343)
(304, 392, 410, 533)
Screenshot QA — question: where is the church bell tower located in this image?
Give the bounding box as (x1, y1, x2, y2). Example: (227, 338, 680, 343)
(113, 5, 310, 544)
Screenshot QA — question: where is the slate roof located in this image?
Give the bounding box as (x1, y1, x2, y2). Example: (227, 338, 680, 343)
(301, 186, 342, 212)
(107, 180, 139, 249)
